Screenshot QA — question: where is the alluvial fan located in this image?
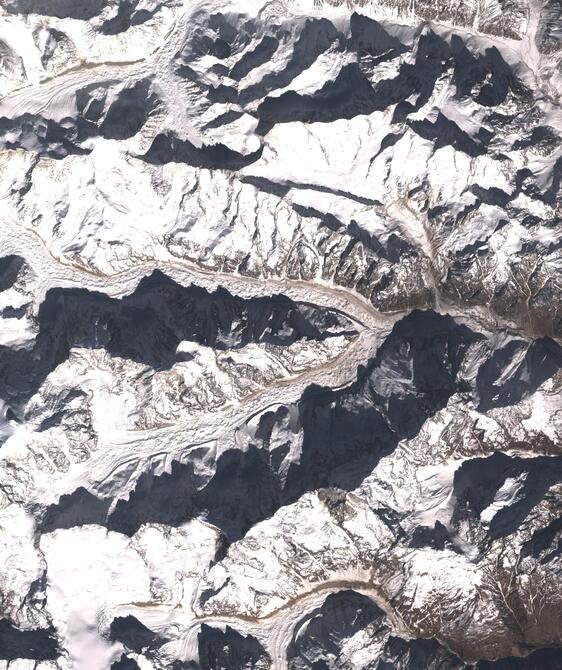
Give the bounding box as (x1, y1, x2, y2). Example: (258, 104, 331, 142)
(0, 0, 560, 668)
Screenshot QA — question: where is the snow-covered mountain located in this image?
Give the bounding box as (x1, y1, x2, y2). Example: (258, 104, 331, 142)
(0, 0, 560, 668)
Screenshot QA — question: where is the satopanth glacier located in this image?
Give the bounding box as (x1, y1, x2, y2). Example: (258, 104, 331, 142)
(0, 0, 560, 667)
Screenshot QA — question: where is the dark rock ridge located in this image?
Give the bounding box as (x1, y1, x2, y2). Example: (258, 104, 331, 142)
(111, 655, 141, 670)
(38, 310, 562, 542)
(166, 625, 270, 669)
(0, 619, 59, 660)
(0, 77, 160, 159)
(0, 269, 356, 410)
(254, 27, 527, 135)
(101, 0, 160, 35)
(143, 133, 264, 170)
(99, 79, 160, 140)
(196, 624, 270, 670)
(0, 0, 107, 20)
(287, 590, 388, 669)
(452, 454, 562, 539)
(0, 255, 26, 292)
(109, 615, 167, 654)
(0, 112, 96, 159)
(0, 14, 537, 169)
(288, 590, 562, 670)
(287, 590, 463, 669)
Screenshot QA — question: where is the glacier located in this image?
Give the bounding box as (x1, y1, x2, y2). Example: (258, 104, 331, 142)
(0, 0, 560, 668)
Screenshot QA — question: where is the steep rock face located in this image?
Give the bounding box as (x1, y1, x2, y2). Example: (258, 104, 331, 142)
(0, 0, 560, 669)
